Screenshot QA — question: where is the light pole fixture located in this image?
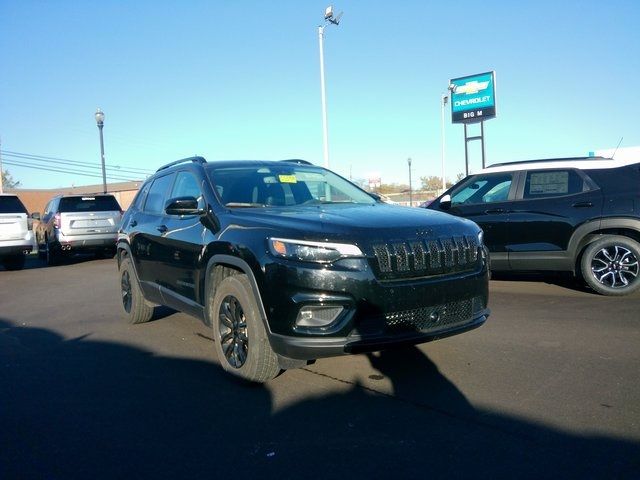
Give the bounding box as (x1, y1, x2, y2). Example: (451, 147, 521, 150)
(440, 93, 449, 192)
(318, 5, 342, 168)
(407, 157, 413, 207)
(95, 108, 106, 194)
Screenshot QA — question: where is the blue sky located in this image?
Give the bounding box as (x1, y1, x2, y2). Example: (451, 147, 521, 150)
(1, 0, 639, 189)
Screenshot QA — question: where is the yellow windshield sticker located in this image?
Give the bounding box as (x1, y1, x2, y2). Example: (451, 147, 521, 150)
(278, 174, 297, 184)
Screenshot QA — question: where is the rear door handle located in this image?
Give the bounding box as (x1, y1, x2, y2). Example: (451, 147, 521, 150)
(156, 225, 168, 233)
(572, 202, 593, 208)
(485, 208, 507, 214)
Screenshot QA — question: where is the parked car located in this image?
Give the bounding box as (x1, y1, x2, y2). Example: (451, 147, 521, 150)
(0, 194, 37, 270)
(35, 194, 123, 265)
(427, 156, 640, 296)
(117, 157, 490, 382)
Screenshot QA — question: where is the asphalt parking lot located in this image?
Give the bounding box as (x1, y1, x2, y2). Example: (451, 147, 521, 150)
(1, 256, 639, 479)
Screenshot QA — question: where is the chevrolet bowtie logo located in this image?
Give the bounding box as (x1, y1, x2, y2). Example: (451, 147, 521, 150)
(455, 80, 490, 95)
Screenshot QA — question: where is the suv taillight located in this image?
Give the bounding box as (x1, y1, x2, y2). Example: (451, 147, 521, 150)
(54, 213, 61, 229)
(27, 218, 34, 231)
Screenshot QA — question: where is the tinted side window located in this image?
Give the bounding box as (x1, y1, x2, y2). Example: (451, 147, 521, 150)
(132, 182, 152, 210)
(170, 172, 202, 199)
(523, 170, 586, 199)
(144, 174, 174, 214)
(451, 174, 513, 205)
(0, 195, 28, 214)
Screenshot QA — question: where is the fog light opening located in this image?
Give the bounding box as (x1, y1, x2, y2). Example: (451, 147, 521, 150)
(295, 305, 344, 328)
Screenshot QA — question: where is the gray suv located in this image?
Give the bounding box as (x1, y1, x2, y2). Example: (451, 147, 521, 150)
(35, 194, 122, 265)
(0, 194, 37, 270)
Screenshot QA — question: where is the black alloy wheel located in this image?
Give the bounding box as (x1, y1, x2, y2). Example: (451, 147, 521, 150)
(121, 269, 133, 313)
(590, 245, 639, 288)
(581, 235, 640, 296)
(218, 295, 249, 368)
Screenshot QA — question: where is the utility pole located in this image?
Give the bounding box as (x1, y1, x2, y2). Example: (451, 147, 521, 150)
(407, 157, 413, 207)
(318, 5, 342, 168)
(0, 135, 4, 194)
(95, 108, 107, 194)
(440, 94, 448, 192)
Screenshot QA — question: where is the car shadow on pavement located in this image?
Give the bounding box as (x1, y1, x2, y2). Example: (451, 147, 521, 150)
(0, 254, 113, 272)
(491, 271, 594, 294)
(1, 318, 638, 480)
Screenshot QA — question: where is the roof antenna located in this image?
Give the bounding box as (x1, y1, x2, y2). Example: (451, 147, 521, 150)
(611, 137, 623, 159)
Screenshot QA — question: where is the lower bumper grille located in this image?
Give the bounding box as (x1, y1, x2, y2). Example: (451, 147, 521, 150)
(384, 296, 484, 333)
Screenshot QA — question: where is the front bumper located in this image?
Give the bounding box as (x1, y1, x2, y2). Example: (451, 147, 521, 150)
(269, 311, 489, 359)
(261, 256, 490, 360)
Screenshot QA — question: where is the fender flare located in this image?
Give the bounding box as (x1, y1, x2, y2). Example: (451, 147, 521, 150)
(204, 254, 271, 332)
(568, 217, 640, 261)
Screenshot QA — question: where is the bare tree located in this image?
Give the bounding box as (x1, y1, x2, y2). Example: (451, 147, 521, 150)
(1, 169, 21, 189)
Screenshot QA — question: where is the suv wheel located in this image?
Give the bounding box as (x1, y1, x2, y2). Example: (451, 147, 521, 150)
(211, 274, 279, 383)
(119, 256, 154, 324)
(580, 235, 640, 296)
(2, 254, 26, 271)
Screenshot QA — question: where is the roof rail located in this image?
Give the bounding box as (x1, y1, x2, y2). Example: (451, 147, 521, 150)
(156, 156, 207, 172)
(487, 156, 608, 169)
(280, 159, 314, 166)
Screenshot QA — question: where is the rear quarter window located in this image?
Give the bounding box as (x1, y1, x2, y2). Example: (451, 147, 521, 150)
(0, 196, 28, 214)
(58, 196, 122, 212)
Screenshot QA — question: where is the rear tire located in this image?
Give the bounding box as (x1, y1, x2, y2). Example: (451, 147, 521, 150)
(580, 235, 640, 296)
(119, 256, 153, 324)
(210, 274, 280, 383)
(2, 254, 26, 271)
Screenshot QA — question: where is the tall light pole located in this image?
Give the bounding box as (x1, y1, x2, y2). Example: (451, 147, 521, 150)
(318, 5, 342, 168)
(440, 93, 448, 192)
(407, 157, 413, 207)
(0, 135, 4, 194)
(95, 108, 106, 194)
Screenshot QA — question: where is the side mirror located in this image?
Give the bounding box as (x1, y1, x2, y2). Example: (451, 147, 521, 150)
(369, 192, 382, 202)
(31, 212, 41, 220)
(165, 196, 204, 216)
(440, 194, 452, 210)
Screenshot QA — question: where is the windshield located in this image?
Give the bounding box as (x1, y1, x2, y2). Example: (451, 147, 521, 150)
(207, 164, 376, 207)
(58, 196, 122, 213)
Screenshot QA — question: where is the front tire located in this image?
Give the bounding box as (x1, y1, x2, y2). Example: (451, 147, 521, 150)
(580, 235, 640, 296)
(211, 274, 280, 383)
(119, 256, 154, 324)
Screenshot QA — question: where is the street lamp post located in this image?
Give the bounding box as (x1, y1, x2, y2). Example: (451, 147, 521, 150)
(440, 93, 448, 192)
(318, 5, 342, 168)
(95, 108, 106, 194)
(407, 157, 413, 207)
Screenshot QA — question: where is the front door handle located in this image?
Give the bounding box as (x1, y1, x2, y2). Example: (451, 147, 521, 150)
(485, 208, 507, 214)
(572, 202, 593, 208)
(156, 225, 168, 233)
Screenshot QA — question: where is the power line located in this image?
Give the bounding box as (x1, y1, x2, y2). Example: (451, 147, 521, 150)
(2, 160, 141, 182)
(0, 149, 154, 175)
(3, 152, 152, 177)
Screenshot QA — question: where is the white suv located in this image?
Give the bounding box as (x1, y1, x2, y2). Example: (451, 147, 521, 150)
(0, 194, 37, 270)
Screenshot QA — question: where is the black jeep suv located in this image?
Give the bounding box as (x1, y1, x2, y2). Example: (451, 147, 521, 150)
(117, 157, 489, 382)
(427, 156, 640, 296)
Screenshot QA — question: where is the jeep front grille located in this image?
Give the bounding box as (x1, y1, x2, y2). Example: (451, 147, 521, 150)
(370, 235, 480, 279)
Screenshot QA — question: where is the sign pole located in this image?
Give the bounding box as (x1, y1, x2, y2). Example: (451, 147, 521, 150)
(463, 124, 469, 176)
(480, 121, 486, 169)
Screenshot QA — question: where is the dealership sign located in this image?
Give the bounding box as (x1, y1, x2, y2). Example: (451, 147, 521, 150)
(450, 71, 496, 124)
